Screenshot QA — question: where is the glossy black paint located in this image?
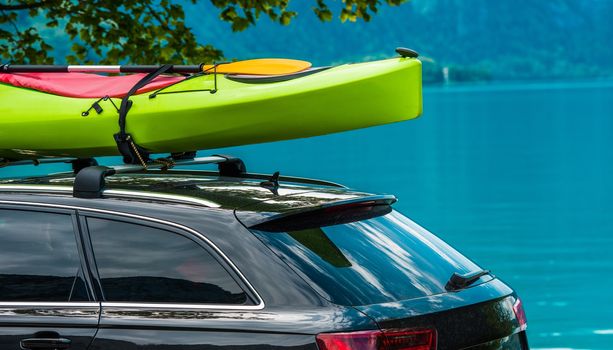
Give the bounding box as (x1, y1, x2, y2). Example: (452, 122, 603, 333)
(0, 172, 528, 349)
(357, 280, 523, 349)
(90, 305, 373, 350)
(0, 304, 99, 350)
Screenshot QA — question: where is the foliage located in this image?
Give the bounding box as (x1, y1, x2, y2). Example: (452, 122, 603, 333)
(0, 0, 407, 64)
(190, 0, 613, 83)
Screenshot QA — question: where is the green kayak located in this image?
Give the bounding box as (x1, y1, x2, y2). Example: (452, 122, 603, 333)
(0, 57, 421, 161)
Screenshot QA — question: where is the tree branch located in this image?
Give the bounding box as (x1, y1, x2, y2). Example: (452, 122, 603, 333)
(144, 3, 171, 31)
(1, 9, 21, 34)
(0, 1, 50, 11)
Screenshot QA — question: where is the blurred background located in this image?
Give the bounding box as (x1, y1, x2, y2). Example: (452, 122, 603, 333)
(3, 1, 613, 349)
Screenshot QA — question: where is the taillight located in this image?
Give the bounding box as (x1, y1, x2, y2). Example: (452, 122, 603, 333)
(513, 297, 528, 331)
(316, 328, 437, 350)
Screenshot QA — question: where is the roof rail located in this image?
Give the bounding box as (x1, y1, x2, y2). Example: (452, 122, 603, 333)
(144, 169, 346, 188)
(72, 155, 246, 198)
(0, 185, 221, 208)
(1, 157, 99, 174)
(2, 154, 346, 197)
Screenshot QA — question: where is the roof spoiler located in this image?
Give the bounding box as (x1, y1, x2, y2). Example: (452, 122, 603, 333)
(248, 195, 397, 232)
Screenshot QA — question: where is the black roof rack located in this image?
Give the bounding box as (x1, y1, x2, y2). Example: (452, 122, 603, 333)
(2, 154, 346, 199)
(72, 155, 246, 198)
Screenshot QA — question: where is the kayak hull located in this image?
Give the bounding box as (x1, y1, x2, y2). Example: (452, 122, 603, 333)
(0, 58, 421, 161)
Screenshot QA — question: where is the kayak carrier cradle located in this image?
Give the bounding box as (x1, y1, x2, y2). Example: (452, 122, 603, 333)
(1, 154, 345, 199)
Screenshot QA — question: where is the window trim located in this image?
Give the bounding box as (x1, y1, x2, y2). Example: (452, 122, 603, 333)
(0, 200, 265, 311)
(0, 302, 100, 307)
(0, 205, 95, 304)
(82, 212, 258, 308)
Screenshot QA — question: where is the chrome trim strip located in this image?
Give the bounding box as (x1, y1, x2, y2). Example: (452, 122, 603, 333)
(0, 302, 99, 307)
(0, 200, 265, 311)
(100, 302, 262, 310)
(0, 185, 73, 193)
(0, 185, 220, 208)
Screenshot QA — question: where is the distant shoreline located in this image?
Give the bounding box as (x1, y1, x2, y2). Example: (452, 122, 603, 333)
(423, 78, 613, 92)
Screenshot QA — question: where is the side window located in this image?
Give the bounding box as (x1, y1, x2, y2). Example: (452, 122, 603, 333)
(0, 209, 89, 302)
(87, 218, 248, 305)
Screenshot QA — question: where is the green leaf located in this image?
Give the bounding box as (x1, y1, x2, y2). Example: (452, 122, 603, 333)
(0, 0, 409, 64)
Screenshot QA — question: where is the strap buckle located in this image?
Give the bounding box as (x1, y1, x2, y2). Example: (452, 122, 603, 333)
(113, 133, 149, 167)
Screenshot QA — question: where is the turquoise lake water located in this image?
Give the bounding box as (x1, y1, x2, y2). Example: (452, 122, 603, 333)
(3, 81, 613, 349)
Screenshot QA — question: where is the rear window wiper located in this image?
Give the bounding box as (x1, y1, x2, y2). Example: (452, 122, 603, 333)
(445, 269, 492, 292)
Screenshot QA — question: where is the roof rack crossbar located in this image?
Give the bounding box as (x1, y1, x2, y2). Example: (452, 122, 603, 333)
(112, 155, 227, 173)
(72, 155, 246, 199)
(1, 155, 244, 173)
(1, 157, 77, 167)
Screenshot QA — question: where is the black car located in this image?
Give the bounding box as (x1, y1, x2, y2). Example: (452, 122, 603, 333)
(0, 156, 529, 350)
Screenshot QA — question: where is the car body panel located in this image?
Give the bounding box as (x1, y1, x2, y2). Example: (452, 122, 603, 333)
(355, 280, 524, 349)
(0, 172, 528, 349)
(0, 191, 362, 308)
(0, 303, 100, 349)
(90, 305, 375, 349)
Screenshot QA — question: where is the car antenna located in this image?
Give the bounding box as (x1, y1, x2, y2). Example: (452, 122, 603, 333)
(260, 171, 280, 195)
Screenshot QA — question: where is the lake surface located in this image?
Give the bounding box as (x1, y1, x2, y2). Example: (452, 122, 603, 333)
(4, 81, 613, 349)
(188, 80, 613, 350)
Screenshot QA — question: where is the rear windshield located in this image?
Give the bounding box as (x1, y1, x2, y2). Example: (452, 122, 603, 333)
(252, 210, 482, 306)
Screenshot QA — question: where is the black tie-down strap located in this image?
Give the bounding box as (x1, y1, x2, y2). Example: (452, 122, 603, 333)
(114, 64, 173, 165)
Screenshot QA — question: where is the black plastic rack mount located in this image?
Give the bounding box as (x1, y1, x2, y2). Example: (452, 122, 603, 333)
(72, 155, 245, 198)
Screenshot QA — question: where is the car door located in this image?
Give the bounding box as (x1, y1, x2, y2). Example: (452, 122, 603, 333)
(0, 205, 100, 350)
(79, 212, 297, 350)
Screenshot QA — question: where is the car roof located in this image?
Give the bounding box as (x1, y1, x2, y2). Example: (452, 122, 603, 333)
(0, 170, 388, 214)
